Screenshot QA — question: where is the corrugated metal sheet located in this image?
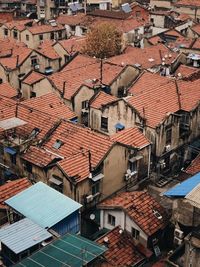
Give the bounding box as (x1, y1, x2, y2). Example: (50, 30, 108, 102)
(14, 233, 107, 267)
(0, 218, 52, 254)
(185, 183, 200, 208)
(5, 182, 82, 228)
(164, 172, 200, 197)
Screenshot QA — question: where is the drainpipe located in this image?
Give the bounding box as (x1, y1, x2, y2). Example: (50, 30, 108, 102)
(147, 144, 151, 178)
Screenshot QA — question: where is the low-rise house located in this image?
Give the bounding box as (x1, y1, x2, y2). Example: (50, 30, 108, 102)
(107, 43, 183, 75)
(96, 226, 147, 267)
(20, 22, 66, 49)
(13, 233, 107, 267)
(126, 71, 200, 177)
(0, 178, 31, 225)
(98, 191, 169, 250)
(5, 181, 82, 235)
(22, 92, 77, 121)
(0, 218, 52, 266)
(48, 54, 139, 121)
(21, 120, 150, 207)
(21, 71, 54, 98)
(173, 0, 200, 20)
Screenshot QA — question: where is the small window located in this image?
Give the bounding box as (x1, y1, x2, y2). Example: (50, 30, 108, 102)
(4, 28, 8, 36)
(39, 34, 43, 41)
(58, 30, 62, 39)
(108, 214, 115, 226)
(50, 32, 54, 40)
(166, 128, 172, 144)
(101, 117, 108, 131)
(13, 29, 18, 39)
(132, 227, 140, 240)
(30, 91, 36, 98)
(10, 154, 16, 165)
(82, 100, 89, 110)
(49, 175, 63, 193)
(26, 34, 29, 41)
(136, 11, 141, 17)
(52, 139, 63, 149)
(92, 182, 100, 195)
(25, 161, 32, 173)
(31, 56, 38, 66)
(129, 161, 137, 172)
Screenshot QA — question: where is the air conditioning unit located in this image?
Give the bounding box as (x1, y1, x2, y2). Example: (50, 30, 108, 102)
(131, 171, 137, 177)
(174, 237, 183, 246)
(174, 229, 184, 239)
(34, 64, 40, 70)
(124, 173, 131, 181)
(165, 145, 171, 152)
(159, 159, 166, 169)
(86, 195, 93, 203)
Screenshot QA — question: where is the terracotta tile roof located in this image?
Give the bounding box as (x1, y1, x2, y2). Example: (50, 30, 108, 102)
(99, 191, 168, 236)
(50, 58, 123, 101)
(22, 71, 45, 85)
(61, 54, 97, 71)
(174, 0, 200, 7)
(0, 46, 32, 70)
(175, 64, 199, 78)
(0, 96, 59, 140)
(0, 37, 26, 58)
(43, 120, 114, 167)
(22, 93, 77, 120)
(0, 82, 17, 98)
(0, 178, 31, 209)
(56, 37, 86, 54)
(26, 23, 65, 34)
(4, 19, 33, 30)
(97, 226, 145, 267)
(127, 71, 200, 127)
(90, 91, 117, 109)
(107, 44, 178, 70)
(192, 38, 200, 49)
(191, 24, 200, 36)
(56, 13, 85, 26)
(57, 151, 90, 182)
(36, 40, 60, 59)
(111, 127, 150, 149)
(185, 154, 200, 176)
(87, 10, 131, 20)
(21, 146, 59, 167)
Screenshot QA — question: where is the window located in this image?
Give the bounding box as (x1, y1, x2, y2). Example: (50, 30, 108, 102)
(50, 32, 54, 40)
(30, 91, 36, 98)
(31, 56, 38, 66)
(101, 117, 108, 131)
(82, 100, 89, 110)
(108, 214, 115, 226)
(49, 175, 63, 193)
(136, 11, 141, 17)
(92, 182, 100, 195)
(4, 28, 8, 36)
(10, 154, 16, 165)
(25, 162, 32, 173)
(166, 128, 172, 144)
(39, 34, 43, 41)
(52, 139, 63, 149)
(129, 161, 137, 172)
(132, 227, 140, 240)
(13, 29, 18, 39)
(58, 30, 62, 39)
(26, 34, 29, 41)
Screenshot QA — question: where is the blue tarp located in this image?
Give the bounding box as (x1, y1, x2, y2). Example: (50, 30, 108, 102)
(4, 147, 16, 155)
(164, 172, 200, 197)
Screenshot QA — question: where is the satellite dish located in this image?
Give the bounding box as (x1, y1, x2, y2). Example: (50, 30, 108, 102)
(90, 214, 95, 220)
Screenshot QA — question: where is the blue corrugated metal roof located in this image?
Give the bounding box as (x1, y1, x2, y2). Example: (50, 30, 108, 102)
(164, 172, 200, 197)
(14, 233, 107, 267)
(0, 218, 52, 254)
(5, 182, 82, 228)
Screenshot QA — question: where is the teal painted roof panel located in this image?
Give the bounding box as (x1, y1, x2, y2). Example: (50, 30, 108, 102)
(5, 182, 82, 228)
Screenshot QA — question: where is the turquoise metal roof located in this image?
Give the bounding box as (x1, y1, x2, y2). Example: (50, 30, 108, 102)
(0, 218, 52, 254)
(164, 172, 200, 197)
(14, 233, 107, 267)
(5, 182, 82, 228)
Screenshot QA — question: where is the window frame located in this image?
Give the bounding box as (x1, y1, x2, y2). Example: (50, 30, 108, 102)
(132, 227, 140, 240)
(101, 117, 108, 132)
(108, 214, 115, 226)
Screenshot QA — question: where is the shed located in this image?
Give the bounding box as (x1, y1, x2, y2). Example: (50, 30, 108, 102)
(14, 233, 107, 267)
(5, 182, 82, 235)
(0, 218, 52, 265)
